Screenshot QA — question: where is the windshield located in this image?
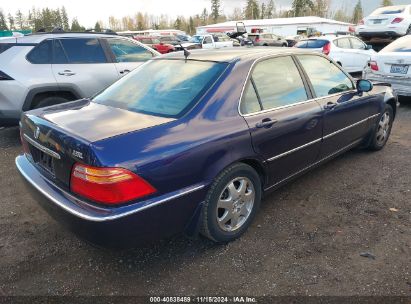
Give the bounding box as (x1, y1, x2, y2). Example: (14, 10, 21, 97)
(380, 36, 411, 53)
(93, 60, 228, 118)
(190, 36, 203, 43)
(371, 6, 406, 15)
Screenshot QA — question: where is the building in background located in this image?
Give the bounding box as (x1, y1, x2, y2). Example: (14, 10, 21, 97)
(196, 16, 354, 37)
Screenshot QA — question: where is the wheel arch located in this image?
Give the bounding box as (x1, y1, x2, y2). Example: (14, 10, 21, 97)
(22, 86, 82, 111)
(386, 98, 397, 119)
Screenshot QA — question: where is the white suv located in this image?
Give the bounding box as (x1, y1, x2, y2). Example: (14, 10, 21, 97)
(0, 32, 159, 126)
(356, 5, 411, 39)
(294, 35, 376, 73)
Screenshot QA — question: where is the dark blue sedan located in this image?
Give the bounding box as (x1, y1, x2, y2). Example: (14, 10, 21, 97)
(16, 48, 397, 246)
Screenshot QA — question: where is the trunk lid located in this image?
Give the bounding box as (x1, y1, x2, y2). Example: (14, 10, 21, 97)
(374, 53, 411, 76)
(365, 15, 397, 26)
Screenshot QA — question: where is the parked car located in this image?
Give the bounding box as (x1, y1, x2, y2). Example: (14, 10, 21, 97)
(364, 35, 411, 97)
(183, 34, 233, 49)
(17, 49, 397, 247)
(248, 33, 288, 47)
(285, 35, 305, 47)
(134, 36, 175, 54)
(158, 35, 182, 46)
(356, 5, 411, 40)
(176, 34, 191, 42)
(0, 32, 159, 127)
(294, 35, 376, 73)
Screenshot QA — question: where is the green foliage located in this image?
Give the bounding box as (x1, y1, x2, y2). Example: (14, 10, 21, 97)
(381, 0, 393, 7)
(94, 22, 102, 32)
(266, 0, 276, 18)
(352, 0, 364, 24)
(292, 0, 315, 17)
(244, 0, 260, 19)
(211, 0, 220, 23)
(0, 10, 8, 30)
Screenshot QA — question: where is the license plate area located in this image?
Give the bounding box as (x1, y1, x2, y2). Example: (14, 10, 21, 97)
(29, 144, 55, 174)
(390, 64, 409, 74)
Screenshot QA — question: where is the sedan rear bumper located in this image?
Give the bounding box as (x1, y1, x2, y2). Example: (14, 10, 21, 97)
(365, 72, 411, 97)
(16, 155, 206, 247)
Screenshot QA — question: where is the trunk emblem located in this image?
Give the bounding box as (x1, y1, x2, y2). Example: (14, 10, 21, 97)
(34, 127, 40, 140)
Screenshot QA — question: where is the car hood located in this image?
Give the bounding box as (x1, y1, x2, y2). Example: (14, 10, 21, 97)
(31, 99, 175, 142)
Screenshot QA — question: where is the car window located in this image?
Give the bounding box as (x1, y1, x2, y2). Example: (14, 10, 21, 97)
(381, 36, 411, 52)
(251, 56, 308, 110)
(296, 40, 328, 48)
(297, 55, 354, 98)
(241, 81, 262, 114)
(141, 38, 151, 44)
(26, 40, 52, 64)
(53, 40, 68, 64)
(152, 39, 161, 44)
(335, 38, 351, 49)
(58, 38, 107, 64)
(107, 39, 153, 62)
(93, 60, 228, 118)
(350, 38, 366, 50)
(371, 5, 406, 15)
(204, 36, 213, 44)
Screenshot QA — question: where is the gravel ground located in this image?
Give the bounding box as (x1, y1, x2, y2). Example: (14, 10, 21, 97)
(0, 100, 410, 297)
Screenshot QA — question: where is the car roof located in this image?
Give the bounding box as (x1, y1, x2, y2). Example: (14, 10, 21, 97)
(156, 47, 316, 63)
(13, 33, 121, 44)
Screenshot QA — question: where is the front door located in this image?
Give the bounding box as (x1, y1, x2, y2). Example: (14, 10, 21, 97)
(241, 55, 323, 187)
(52, 38, 119, 98)
(296, 54, 373, 158)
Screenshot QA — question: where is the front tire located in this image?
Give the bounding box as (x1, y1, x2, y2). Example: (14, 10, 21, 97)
(367, 104, 394, 151)
(201, 163, 262, 243)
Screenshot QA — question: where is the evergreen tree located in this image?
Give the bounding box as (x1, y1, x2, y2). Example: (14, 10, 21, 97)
(211, 0, 221, 23)
(95, 21, 102, 32)
(314, 0, 330, 18)
(292, 0, 314, 17)
(7, 13, 15, 30)
(352, 0, 364, 24)
(381, 0, 393, 6)
(260, 2, 266, 19)
(0, 10, 8, 30)
(200, 8, 208, 25)
(188, 17, 194, 35)
(266, 0, 276, 18)
(61, 6, 70, 31)
(70, 18, 82, 31)
(15, 10, 25, 30)
(244, 0, 260, 20)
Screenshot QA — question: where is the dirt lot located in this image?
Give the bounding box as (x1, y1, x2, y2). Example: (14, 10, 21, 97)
(0, 100, 410, 297)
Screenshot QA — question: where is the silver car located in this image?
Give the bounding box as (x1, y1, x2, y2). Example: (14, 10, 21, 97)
(248, 33, 288, 47)
(0, 32, 159, 126)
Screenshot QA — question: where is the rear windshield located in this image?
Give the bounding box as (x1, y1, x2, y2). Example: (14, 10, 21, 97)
(380, 36, 411, 53)
(93, 60, 228, 118)
(295, 39, 328, 48)
(371, 6, 406, 15)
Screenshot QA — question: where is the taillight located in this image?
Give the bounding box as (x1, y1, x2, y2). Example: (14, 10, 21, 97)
(391, 18, 404, 24)
(322, 42, 331, 55)
(359, 19, 364, 25)
(369, 61, 379, 71)
(0, 70, 13, 80)
(70, 163, 156, 205)
(255, 37, 260, 43)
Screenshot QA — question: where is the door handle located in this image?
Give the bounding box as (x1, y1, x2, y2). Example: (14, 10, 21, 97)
(58, 70, 76, 76)
(256, 118, 277, 129)
(324, 102, 338, 110)
(119, 69, 130, 74)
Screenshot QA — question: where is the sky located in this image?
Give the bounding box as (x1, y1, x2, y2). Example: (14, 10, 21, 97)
(0, 0, 410, 28)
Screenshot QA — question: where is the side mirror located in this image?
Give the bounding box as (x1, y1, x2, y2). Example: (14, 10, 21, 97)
(357, 79, 373, 93)
(366, 44, 373, 50)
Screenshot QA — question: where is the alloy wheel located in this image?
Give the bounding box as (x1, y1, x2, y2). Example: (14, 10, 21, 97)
(376, 112, 390, 145)
(216, 177, 255, 232)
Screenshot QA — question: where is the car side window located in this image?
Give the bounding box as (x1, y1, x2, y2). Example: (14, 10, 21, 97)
(58, 38, 107, 64)
(297, 55, 354, 98)
(26, 40, 52, 64)
(350, 38, 366, 50)
(251, 56, 308, 110)
(241, 80, 262, 114)
(204, 36, 213, 44)
(336, 38, 351, 49)
(53, 40, 68, 64)
(107, 39, 153, 62)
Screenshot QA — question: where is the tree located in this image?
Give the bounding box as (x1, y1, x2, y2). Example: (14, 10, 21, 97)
(313, 0, 330, 18)
(211, 0, 220, 23)
(70, 18, 83, 31)
(188, 17, 195, 35)
(0, 10, 8, 30)
(200, 8, 208, 25)
(260, 2, 266, 19)
(15, 10, 25, 30)
(381, 0, 393, 7)
(229, 8, 244, 20)
(244, 0, 260, 20)
(291, 0, 314, 17)
(61, 6, 69, 31)
(266, 0, 276, 18)
(95, 21, 101, 32)
(333, 8, 350, 22)
(352, 0, 363, 24)
(8, 13, 15, 30)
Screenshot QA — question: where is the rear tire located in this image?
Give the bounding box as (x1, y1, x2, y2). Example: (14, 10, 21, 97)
(406, 25, 411, 35)
(367, 104, 394, 151)
(33, 96, 70, 109)
(200, 163, 261, 243)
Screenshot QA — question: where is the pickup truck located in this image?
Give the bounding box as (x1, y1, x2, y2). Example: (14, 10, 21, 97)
(182, 34, 233, 49)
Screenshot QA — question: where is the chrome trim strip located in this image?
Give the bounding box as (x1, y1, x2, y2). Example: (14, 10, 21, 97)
(264, 138, 363, 191)
(323, 113, 379, 140)
(16, 156, 205, 222)
(267, 138, 322, 162)
(23, 134, 61, 160)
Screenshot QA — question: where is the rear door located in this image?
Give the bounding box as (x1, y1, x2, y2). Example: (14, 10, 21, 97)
(241, 55, 323, 187)
(349, 37, 374, 72)
(296, 54, 374, 159)
(333, 37, 354, 71)
(52, 38, 119, 98)
(103, 38, 156, 77)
